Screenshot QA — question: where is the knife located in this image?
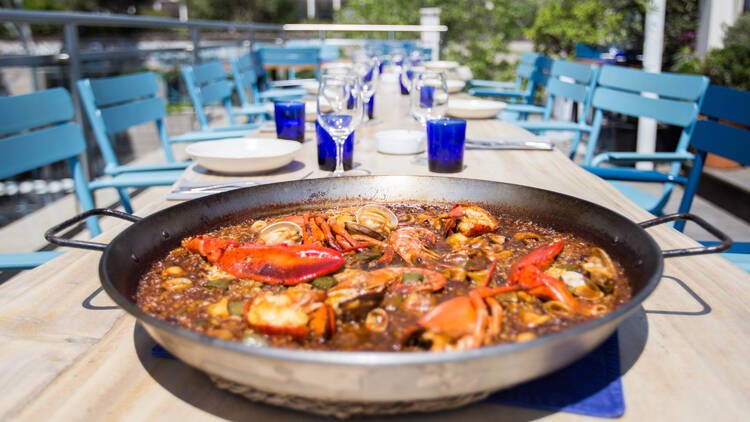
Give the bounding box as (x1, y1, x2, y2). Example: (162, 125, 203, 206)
(465, 137, 554, 150)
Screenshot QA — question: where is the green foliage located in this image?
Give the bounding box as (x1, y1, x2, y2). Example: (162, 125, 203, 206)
(337, 0, 538, 80)
(186, 0, 300, 24)
(701, 14, 750, 90)
(526, 0, 645, 57)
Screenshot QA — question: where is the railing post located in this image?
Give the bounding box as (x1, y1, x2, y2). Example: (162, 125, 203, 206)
(388, 31, 394, 41)
(190, 27, 200, 63)
(319, 30, 325, 41)
(420, 7, 441, 60)
(248, 29, 255, 50)
(63, 22, 90, 182)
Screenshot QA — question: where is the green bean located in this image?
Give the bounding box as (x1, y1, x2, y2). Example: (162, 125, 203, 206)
(402, 272, 424, 284)
(228, 301, 245, 316)
(311, 275, 338, 290)
(203, 278, 230, 290)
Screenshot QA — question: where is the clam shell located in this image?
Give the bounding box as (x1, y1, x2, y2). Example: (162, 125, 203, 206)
(257, 221, 303, 245)
(355, 204, 398, 236)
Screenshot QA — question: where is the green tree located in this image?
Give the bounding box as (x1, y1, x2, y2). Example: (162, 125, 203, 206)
(186, 0, 300, 24)
(526, 0, 645, 57)
(337, 0, 538, 80)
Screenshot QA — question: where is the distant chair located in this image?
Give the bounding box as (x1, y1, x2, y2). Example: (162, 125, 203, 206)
(467, 52, 553, 106)
(675, 84, 749, 272)
(582, 65, 709, 216)
(230, 54, 306, 110)
(256, 45, 322, 80)
(502, 59, 600, 159)
(181, 60, 264, 133)
(80, 72, 252, 166)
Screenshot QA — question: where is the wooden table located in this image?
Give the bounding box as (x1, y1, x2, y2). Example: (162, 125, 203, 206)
(2, 83, 749, 421)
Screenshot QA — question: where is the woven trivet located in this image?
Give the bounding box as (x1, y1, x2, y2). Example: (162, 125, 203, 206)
(209, 374, 490, 418)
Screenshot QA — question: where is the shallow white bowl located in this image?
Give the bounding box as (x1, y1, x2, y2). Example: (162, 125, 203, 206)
(375, 130, 426, 155)
(425, 60, 460, 71)
(446, 79, 466, 94)
(447, 98, 507, 119)
(186, 138, 301, 174)
(301, 81, 319, 95)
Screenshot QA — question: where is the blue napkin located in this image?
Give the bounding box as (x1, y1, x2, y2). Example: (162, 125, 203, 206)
(151, 333, 624, 418)
(485, 333, 624, 418)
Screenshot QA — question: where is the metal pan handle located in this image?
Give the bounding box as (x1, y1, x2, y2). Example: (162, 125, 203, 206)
(44, 209, 142, 252)
(639, 213, 732, 258)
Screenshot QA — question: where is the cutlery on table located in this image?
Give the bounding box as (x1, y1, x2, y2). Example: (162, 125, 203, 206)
(465, 137, 554, 150)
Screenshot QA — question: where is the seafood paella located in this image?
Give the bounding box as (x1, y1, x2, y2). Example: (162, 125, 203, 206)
(136, 203, 631, 351)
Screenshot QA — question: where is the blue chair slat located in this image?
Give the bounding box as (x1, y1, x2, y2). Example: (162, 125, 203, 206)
(0, 88, 92, 269)
(0, 123, 85, 180)
(688, 120, 750, 166)
(700, 85, 750, 127)
(88, 72, 161, 107)
(546, 77, 589, 103)
(673, 84, 750, 273)
(100, 97, 167, 135)
(0, 251, 65, 270)
(88, 169, 185, 189)
(0, 87, 74, 136)
(199, 79, 236, 105)
(468, 52, 549, 103)
(583, 65, 709, 216)
(591, 87, 699, 127)
(191, 60, 228, 85)
(596, 65, 707, 101)
(258, 46, 320, 66)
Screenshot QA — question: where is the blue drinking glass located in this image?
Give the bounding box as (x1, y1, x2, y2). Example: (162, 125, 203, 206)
(419, 85, 435, 108)
(426, 118, 466, 173)
(399, 69, 414, 95)
(316, 120, 353, 171)
(367, 95, 375, 119)
(274, 101, 305, 142)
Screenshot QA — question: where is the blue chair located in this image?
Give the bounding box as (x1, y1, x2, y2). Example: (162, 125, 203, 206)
(0, 88, 84, 268)
(582, 65, 709, 216)
(286, 39, 340, 62)
(256, 45, 322, 80)
(181, 60, 264, 133)
(467, 52, 553, 106)
(230, 54, 306, 110)
(0, 88, 172, 248)
(675, 84, 750, 271)
(502, 60, 600, 159)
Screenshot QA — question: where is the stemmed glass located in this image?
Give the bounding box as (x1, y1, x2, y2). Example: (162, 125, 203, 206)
(317, 74, 363, 177)
(409, 70, 449, 126)
(353, 55, 380, 124)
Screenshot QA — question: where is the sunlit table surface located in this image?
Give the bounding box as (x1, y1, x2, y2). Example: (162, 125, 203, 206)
(1, 82, 749, 421)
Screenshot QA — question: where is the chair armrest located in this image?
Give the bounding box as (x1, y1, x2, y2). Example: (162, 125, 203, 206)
(514, 121, 592, 133)
(168, 130, 248, 143)
(208, 122, 261, 132)
(467, 87, 525, 98)
(467, 80, 516, 89)
(583, 166, 687, 184)
(502, 104, 547, 115)
(270, 78, 316, 88)
(591, 151, 694, 166)
(106, 162, 190, 175)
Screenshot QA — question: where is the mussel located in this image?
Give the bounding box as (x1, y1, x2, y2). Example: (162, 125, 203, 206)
(356, 204, 398, 238)
(257, 221, 303, 245)
(582, 247, 615, 293)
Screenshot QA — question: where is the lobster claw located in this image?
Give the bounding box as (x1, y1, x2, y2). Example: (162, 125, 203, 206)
(183, 236, 345, 285)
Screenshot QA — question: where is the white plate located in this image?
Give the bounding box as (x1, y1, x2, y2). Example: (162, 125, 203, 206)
(447, 99, 507, 119)
(425, 60, 460, 71)
(446, 79, 466, 94)
(186, 138, 301, 174)
(375, 130, 426, 155)
(301, 81, 319, 95)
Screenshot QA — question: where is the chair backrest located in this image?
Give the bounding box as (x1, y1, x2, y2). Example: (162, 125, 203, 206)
(541, 59, 600, 121)
(181, 60, 238, 130)
(677, 85, 750, 224)
(0, 88, 86, 180)
(257, 46, 321, 79)
(516, 52, 553, 103)
(585, 65, 710, 166)
(230, 54, 260, 107)
(77, 72, 176, 164)
(0, 88, 90, 267)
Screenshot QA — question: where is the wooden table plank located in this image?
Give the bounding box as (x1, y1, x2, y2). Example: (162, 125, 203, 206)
(2, 81, 749, 421)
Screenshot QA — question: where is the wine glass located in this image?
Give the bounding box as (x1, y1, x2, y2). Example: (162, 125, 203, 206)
(353, 55, 380, 124)
(317, 74, 363, 177)
(409, 70, 449, 126)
